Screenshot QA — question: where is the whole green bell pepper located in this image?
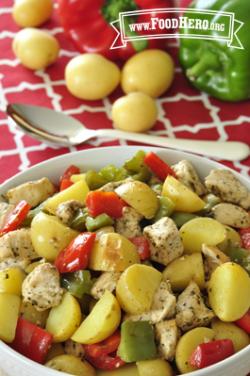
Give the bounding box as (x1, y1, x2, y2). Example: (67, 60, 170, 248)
(179, 0, 250, 101)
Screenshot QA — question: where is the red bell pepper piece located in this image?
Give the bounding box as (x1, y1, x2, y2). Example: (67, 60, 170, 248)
(57, 0, 173, 61)
(11, 317, 53, 364)
(84, 331, 125, 371)
(144, 152, 176, 181)
(86, 191, 126, 219)
(0, 200, 31, 236)
(55, 232, 96, 273)
(59, 165, 80, 191)
(130, 236, 150, 260)
(189, 339, 234, 369)
(239, 227, 250, 250)
(235, 309, 250, 334)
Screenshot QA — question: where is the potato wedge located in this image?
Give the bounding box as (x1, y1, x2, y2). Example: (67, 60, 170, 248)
(116, 264, 162, 314)
(46, 355, 96, 376)
(44, 179, 89, 215)
(212, 318, 250, 352)
(208, 262, 250, 321)
(175, 327, 215, 374)
(70, 173, 86, 183)
(115, 180, 158, 219)
(31, 212, 78, 261)
(89, 233, 139, 272)
(137, 359, 174, 376)
(46, 292, 82, 342)
(0, 267, 26, 295)
(97, 365, 139, 376)
(162, 176, 205, 212)
(0, 293, 21, 342)
(180, 217, 226, 253)
(71, 291, 121, 344)
(163, 253, 205, 291)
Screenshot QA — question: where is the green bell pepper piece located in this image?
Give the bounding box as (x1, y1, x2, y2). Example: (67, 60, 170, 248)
(22, 201, 46, 226)
(99, 164, 128, 182)
(70, 208, 88, 231)
(61, 270, 93, 299)
(85, 213, 114, 232)
(85, 170, 107, 190)
(118, 320, 157, 362)
(171, 212, 198, 228)
(179, 0, 250, 101)
(123, 150, 152, 182)
(151, 183, 163, 196)
(224, 244, 250, 275)
(154, 196, 175, 222)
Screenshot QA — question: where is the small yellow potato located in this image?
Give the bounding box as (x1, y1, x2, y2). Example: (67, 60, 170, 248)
(112, 92, 158, 133)
(44, 179, 89, 215)
(0, 267, 26, 295)
(97, 364, 139, 376)
(0, 293, 21, 343)
(31, 212, 78, 261)
(162, 176, 205, 212)
(71, 291, 121, 344)
(179, 217, 226, 253)
(20, 301, 49, 328)
(12, 0, 53, 27)
(163, 253, 205, 291)
(175, 327, 215, 374)
(46, 355, 96, 376)
(115, 180, 159, 219)
(46, 292, 82, 342)
(212, 318, 250, 352)
(46, 343, 65, 362)
(121, 49, 174, 98)
(218, 225, 242, 251)
(89, 233, 139, 272)
(208, 262, 250, 321)
(137, 359, 174, 376)
(116, 264, 162, 315)
(12, 28, 59, 70)
(65, 53, 120, 100)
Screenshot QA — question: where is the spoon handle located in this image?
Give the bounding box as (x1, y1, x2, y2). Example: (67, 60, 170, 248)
(96, 129, 249, 161)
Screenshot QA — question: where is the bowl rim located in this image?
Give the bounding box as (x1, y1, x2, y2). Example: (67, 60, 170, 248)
(0, 145, 249, 376)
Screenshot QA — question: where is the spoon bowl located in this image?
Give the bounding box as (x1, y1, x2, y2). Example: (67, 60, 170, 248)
(6, 103, 249, 161)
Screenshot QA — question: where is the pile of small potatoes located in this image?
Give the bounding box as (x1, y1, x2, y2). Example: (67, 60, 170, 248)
(11, 0, 175, 133)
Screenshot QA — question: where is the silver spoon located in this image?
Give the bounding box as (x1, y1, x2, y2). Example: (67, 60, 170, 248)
(6, 103, 249, 161)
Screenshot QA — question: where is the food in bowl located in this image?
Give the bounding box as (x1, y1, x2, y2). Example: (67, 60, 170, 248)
(0, 149, 250, 376)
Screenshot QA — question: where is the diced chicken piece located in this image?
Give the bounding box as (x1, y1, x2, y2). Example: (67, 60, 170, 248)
(205, 169, 250, 210)
(0, 258, 29, 271)
(155, 319, 179, 361)
(22, 263, 63, 311)
(126, 281, 176, 324)
(0, 202, 14, 229)
(176, 281, 214, 331)
(212, 203, 250, 228)
(56, 200, 84, 225)
(64, 340, 85, 360)
(143, 217, 183, 266)
(115, 206, 143, 238)
(6, 177, 55, 208)
(201, 244, 230, 280)
(0, 228, 37, 261)
(172, 160, 206, 196)
(90, 272, 121, 300)
(98, 178, 133, 192)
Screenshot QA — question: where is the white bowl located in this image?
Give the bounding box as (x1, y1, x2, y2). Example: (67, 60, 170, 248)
(0, 146, 249, 376)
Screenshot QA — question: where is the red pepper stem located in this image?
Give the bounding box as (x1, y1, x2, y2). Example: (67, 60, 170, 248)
(187, 50, 220, 81)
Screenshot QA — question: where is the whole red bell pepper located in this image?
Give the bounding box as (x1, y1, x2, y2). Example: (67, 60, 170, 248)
(86, 191, 126, 218)
(55, 232, 96, 273)
(58, 0, 173, 61)
(11, 317, 53, 364)
(0, 200, 31, 236)
(84, 331, 125, 370)
(189, 339, 234, 369)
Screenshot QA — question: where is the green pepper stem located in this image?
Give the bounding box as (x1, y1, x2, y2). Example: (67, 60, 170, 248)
(187, 51, 220, 81)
